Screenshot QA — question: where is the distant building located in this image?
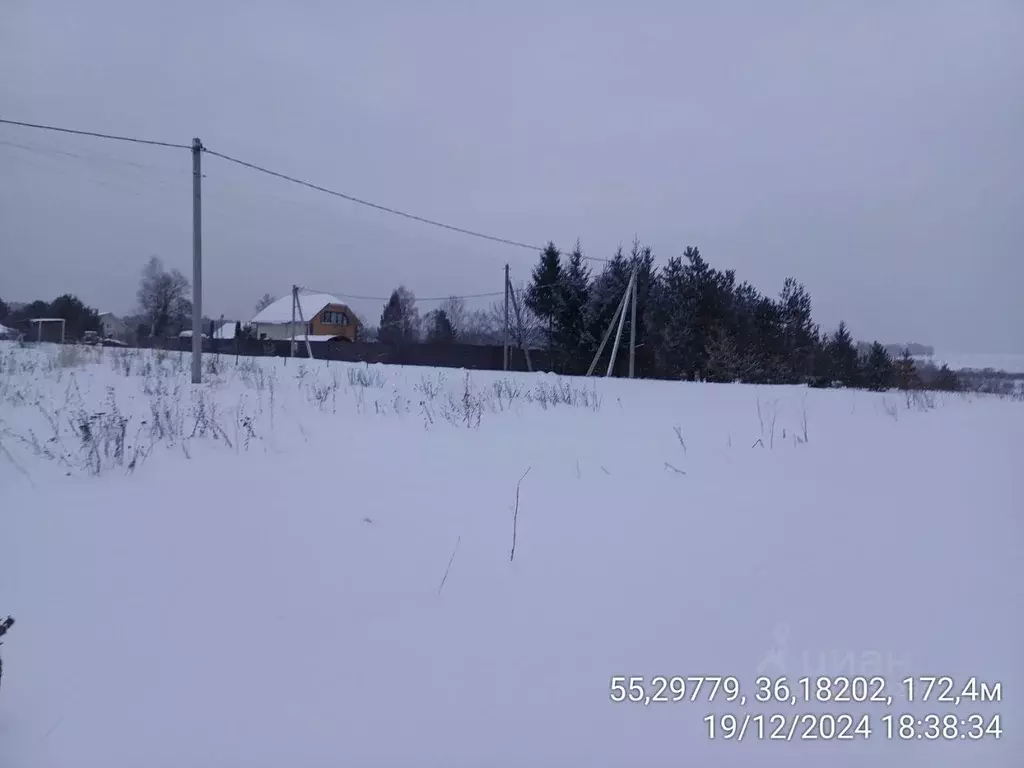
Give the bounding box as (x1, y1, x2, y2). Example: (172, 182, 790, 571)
(213, 321, 237, 340)
(251, 293, 358, 342)
(99, 312, 134, 344)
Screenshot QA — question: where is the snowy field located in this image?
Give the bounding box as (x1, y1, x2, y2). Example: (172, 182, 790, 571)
(0, 342, 1021, 767)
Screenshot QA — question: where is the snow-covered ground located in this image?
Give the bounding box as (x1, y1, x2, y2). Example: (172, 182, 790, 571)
(1, 342, 1020, 767)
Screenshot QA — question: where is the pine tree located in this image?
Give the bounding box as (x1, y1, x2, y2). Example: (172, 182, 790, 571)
(894, 348, 920, 390)
(551, 240, 591, 371)
(861, 341, 895, 391)
(703, 325, 741, 383)
(425, 309, 456, 343)
(826, 321, 860, 387)
(932, 364, 961, 392)
(524, 242, 562, 347)
(779, 278, 817, 383)
(379, 286, 419, 345)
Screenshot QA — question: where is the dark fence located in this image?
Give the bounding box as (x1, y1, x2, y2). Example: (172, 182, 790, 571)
(135, 336, 659, 378)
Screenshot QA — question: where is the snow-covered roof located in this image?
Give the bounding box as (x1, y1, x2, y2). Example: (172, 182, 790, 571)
(178, 330, 208, 338)
(0, 323, 15, 335)
(252, 293, 347, 324)
(287, 334, 345, 342)
(213, 322, 236, 340)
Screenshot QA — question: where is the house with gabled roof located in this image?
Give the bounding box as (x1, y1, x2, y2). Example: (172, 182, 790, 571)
(251, 293, 358, 342)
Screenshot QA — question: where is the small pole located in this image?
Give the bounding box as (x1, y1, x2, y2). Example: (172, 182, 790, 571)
(191, 137, 203, 384)
(503, 264, 510, 371)
(288, 285, 297, 363)
(628, 270, 638, 378)
(606, 269, 636, 377)
(294, 292, 315, 360)
(586, 278, 630, 376)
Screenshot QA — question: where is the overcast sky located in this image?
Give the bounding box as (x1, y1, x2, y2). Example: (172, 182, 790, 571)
(1, 0, 1021, 352)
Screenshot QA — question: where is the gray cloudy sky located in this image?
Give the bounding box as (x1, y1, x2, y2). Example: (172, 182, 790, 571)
(1, 0, 1022, 352)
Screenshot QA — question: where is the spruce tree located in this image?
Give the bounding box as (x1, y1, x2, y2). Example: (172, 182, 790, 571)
(894, 348, 921, 390)
(827, 321, 860, 387)
(551, 241, 591, 371)
(425, 309, 456, 343)
(862, 341, 895, 391)
(524, 242, 562, 347)
(933, 364, 961, 392)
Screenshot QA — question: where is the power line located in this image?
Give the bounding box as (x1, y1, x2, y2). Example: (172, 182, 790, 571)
(203, 148, 546, 252)
(296, 285, 504, 304)
(205, 147, 611, 262)
(296, 266, 577, 306)
(0, 116, 611, 262)
(0, 118, 191, 150)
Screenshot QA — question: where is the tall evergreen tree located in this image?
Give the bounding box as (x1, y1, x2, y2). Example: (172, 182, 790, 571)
(932, 364, 961, 392)
(425, 309, 456, 343)
(894, 348, 920, 390)
(862, 341, 895, 391)
(524, 242, 562, 347)
(378, 286, 420, 345)
(827, 321, 860, 386)
(551, 240, 591, 371)
(779, 278, 818, 383)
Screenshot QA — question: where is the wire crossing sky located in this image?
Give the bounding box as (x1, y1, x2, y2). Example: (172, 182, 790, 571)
(1, 1, 1021, 352)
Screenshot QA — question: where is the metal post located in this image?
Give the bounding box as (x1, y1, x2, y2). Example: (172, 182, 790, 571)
(289, 285, 297, 362)
(586, 278, 630, 376)
(294, 291, 315, 360)
(628, 270, 638, 378)
(606, 269, 636, 377)
(191, 137, 203, 384)
(503, 264, 510, 371)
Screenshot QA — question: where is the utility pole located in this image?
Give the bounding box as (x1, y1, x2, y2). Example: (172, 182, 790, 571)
(628, 271, 638, 378)
(503, 264, 510, 371)
(287, 285, 297, 364)
(191, 137, 203, 384)
(606, 270, 634, 376)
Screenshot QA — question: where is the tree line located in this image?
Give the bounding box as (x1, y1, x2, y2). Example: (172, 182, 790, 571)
(0, 294, 102, 339)
(3, 244, 961, 393)
(369, 239, 959, 392)
(521, 239, 959, 390)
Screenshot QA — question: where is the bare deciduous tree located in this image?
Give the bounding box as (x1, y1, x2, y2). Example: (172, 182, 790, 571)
(486, 287, 542, 348)
(137, 257, 191, 337)
(438, 296, 466, 338)
(254, 293, 276, 314)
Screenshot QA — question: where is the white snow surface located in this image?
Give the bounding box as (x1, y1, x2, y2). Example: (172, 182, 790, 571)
(251, 293, 344, 325)
(0, 343, 1020, 767)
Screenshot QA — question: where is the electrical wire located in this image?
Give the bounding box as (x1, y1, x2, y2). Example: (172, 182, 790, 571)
(295, 285, 504, 304)
(0, 118, 191, 150)
(203, 148, 547, 252)
(1, 116, 614, 264)
(203, 148, 611, 262)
